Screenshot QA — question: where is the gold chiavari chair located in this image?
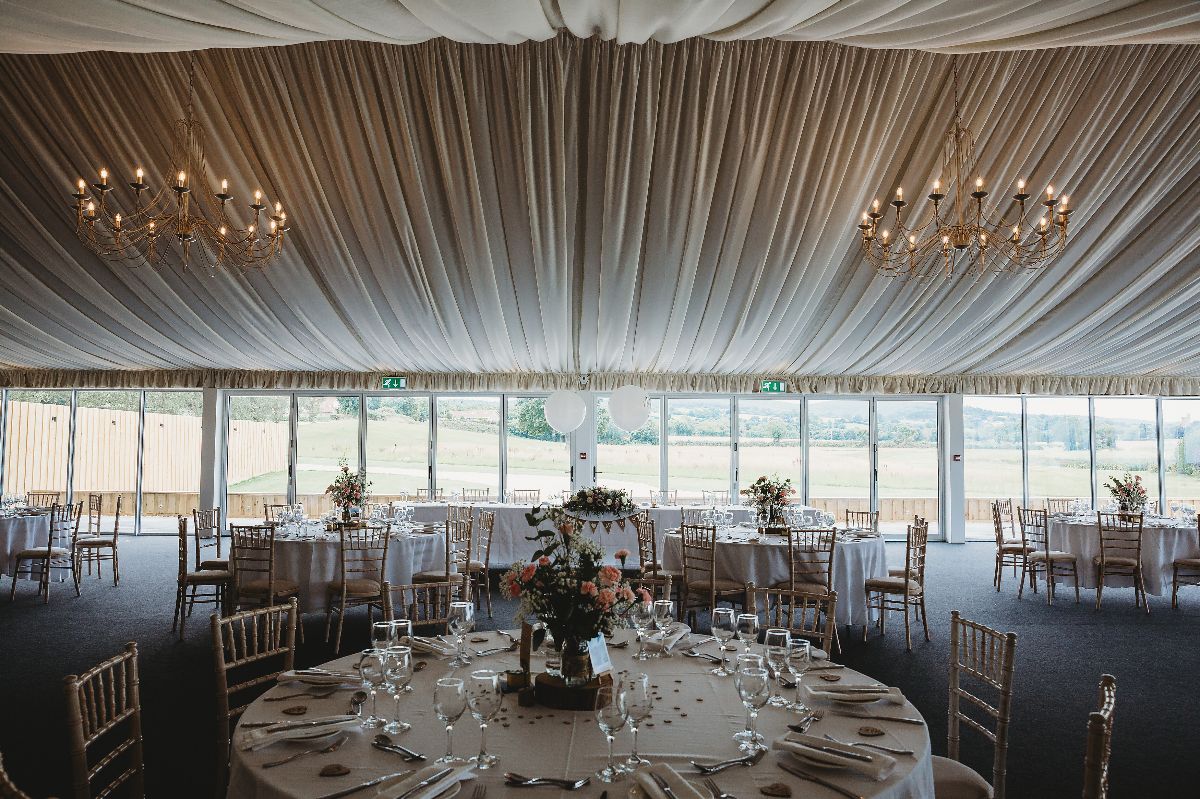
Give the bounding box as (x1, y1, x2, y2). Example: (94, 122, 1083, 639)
(263, 504, 290, 525)
(413, 505, 473, 592)
(747, 585, 838, 654)
(993, 500, 1029, 591)
(461, 488, 491, 503)
(864, 519, 930, 650)
(84, 493, 103, 536)
(380, 577, 469, 635)
(468, 509, 495, 618)
(680, 507, 707, 526)
(702, 490, 730, 506)
(844, 509, 877, 533)
(774, 528, 836, 594)
(64, 642, 144, 799)
(229, 524, 304, 639)
(0, 753, 35, 799)
(324, 523, 390, 652)
(76, 495, 122, 585)
(1018, 507, 1079, 604)
(632, 515, 678, 600)
(25, 491, 60, 508)
(9, 501, 82, 603)
(193, 508, 227, 570)
(1170, 526, 1200, 608)
(679, 522, 745, 626)
(993, 499, 1017, 536)
(932, 611, 1017, 799)
(1081, 674, 1117, 799)
(651, 489, 677, 506)
(416, 488, 445, 502)
(211, 599, 297, 796)
(509, 489, 540, 504)
(1094, 512, 1148, 612)
(1045, 498, 1074, 515)
(173, 516, 231, 639)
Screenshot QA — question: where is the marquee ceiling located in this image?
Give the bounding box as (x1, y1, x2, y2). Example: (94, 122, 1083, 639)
(0, 4, 1198, 390)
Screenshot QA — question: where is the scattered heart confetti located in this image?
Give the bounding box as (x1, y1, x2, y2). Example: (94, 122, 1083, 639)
(819, 674, 842, 682)
(281, 705, 307, 715)
(760, 783, 792, 797)
(319, 764, 350, 777)
(858, 726, 885, 737)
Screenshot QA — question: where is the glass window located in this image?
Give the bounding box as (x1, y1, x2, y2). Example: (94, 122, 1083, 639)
(505, 397, 570, 502)
(964, 397, 1024, 540)
(876, 400, 940, 536)
(1026, 397, 1092, 508)
(71, 391, 140, 535)
(738, 399, 801, 496)
(666, 398, 731, 503)
(226, 395, 291, 524)
(1093, 397, 1159, 508)
(807, 399, 871, 519)
(1163, 399, 1200, 513)
(596, 395, 661, 503)
(366, 396, 430, 502)
(3, 390, 72, 500)
(436, 397, 501, 501)
(296, 396, 361, 516)
(141, 391, 203, 533)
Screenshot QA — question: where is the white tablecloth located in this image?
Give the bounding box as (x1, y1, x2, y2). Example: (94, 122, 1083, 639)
(0, 514, 51, 578)
(272, 532, 446, 613)
(227, 629, 933, 799)
(1048, 516, 1200, 595)
(661, 528, 888, 626)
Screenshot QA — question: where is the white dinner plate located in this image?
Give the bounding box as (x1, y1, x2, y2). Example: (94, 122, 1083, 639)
(784, 749, 850, 771)
(373, 776, 463, 799)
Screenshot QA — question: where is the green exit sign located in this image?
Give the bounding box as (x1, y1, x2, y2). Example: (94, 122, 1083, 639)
(759, 379, 788, 393)
(380, 375, 408, 390)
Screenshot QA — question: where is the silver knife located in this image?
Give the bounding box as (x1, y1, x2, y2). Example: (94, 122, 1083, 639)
(393, 768, 454, 799)
(314, 770, 420, 799)
(787, 740, 874, 763)
(776, 758, 863, 799)
(827, 709, 925, 725)
(243, 716, 355, 730)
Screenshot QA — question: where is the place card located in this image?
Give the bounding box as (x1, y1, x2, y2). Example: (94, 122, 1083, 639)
(587, 634, 613, 677)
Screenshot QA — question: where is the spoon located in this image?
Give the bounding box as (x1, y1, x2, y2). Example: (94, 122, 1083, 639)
(373, 733, 426, 761)
(265, 689, 337, 702)
(787, 709, 824, 734)
(350, 690, 367, 716)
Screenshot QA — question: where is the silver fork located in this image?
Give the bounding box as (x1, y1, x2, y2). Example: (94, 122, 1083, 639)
(261, 732, 347, 768)
(470, 784, 487, 799)
(702, 777, 736, 799)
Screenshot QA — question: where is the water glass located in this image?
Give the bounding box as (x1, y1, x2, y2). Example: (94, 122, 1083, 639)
(789, 638, 812, 713)
(652, 600, 675, 655)
(358, 649, 387, 729)
(710, 608, 736, 676)
(736, 613, 759, 652)
(433, 677, 467, 764)
(467, 669, 502, 768)
(630, 600, 654, 661)
(619, 672, 653, 767)
(382, 646, 413, 733)
(372, 620, 395, 651)
(763, 629, 791, 707)
(448, 601, 475, 667)
(594, 685, 629, 782)
(734, 665, 770, 751)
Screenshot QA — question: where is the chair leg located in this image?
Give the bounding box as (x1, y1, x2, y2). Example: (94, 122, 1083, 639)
(112, 548, 120, 586)
(324, 603, 334, 644)
(334, 607, 345, 654)
(1173, 566, 1180, 609)
(1072, 565, 1080, 603)
(187, 584, 198, 616)
(920, 597, 930, 641)
(1046, 567, 1054, 606)
(485, 573, 493, 619)
(994, 555, 1001, 590)
(9, 561, 21, 601)
(903, 603, 912, 652)
(1139, 571, 1150, 615)
(172, 584, 182, 633)
(1095, 568, 1103, 610)
(1018, 563, 1027, 599)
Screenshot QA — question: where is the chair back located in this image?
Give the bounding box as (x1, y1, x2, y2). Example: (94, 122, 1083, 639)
(993, 499, 1016, 537)
(1082, 674, 1117, 799)
(509, 489, 540, 504)
(1096, 513, 1144, 566)
(475, 510, 495, 567)
(64, 642, 144, 799)
(26, 491, 60, 508)
(263, 504, 290, 525)
(1045, 498, 1073, 515)
(382, 577, 468, 634)
(193, 507, 223, 565)
(845, 509, 878, 532)
(992, 502, 1011, 547)
(85, 494, 103, 535)
(680, 523, 718, 593)
(445, 506, 474, 577)
(416, 488, 445, 501)
(229, 524, 277, 607)
(948, 610, 1018, 799)
(702, 490, 730, 506)
(902, 520, 930, 592)
(1018, 508, 1050, 554)
(785, 528, 836, 592)
(651, 489, 677, 506)
(747, 585, 838, 654)
(681, 507, 707, 526)
(0, 754, 34, 799)
(461, 488, 491, 503)
(336, 524, 389, 591)
(633, 515, 659, 573)
(50, 502, 83, 555)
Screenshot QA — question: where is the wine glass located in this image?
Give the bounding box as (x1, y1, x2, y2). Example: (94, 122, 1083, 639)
(763, 629, 791, 707)
(448, 601, 475, 667)
(433, 677, 467, 764)
(358, 649, 387, 729)
(382, 646, 413, 733)
(734, 665, 770, 752)
(594, 684, 629, 782)
(620, 672, 653, 767)
(630, 599, 654, 661)
(736, 613, 759, 652)
(710, 608, 736, 676)
(652, 600, 675, 655)
(467, 669, 502, 768)
(372, 620, 394, 651)
(789, 638, 812, 713)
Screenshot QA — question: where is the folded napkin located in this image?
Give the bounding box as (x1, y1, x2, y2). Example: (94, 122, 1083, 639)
(238, 715, 360, 750)
(773, 732, 896, 781)
(371, 764, 476, 799)
(644, 623, 691, 653)
(406, 636, 458, 657)
(632, 764, 705, 799)
(277, 670, 359, 686)
(802, 684, 905, 706)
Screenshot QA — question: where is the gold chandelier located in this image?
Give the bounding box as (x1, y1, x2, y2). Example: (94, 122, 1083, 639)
(68, 55, 290, 270)
(857, 60, 1072, 279)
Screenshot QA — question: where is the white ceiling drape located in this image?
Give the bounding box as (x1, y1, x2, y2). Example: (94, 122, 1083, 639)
(2, 1, 1198, 54)
(0, 37, 1198, 391)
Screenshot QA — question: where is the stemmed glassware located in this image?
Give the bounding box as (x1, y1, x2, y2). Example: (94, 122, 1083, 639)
(789, 638, 812, 713)
(736, 613, 759, 652)
(433, 677, 467, 764)
(652, 600, 675, 655)
(358, 649, 387, 729)
(630, 599, 654, 661)
(382, 646, 413, 733)
(763, 629, 791, 707)
(733, 660, 770, 752)
(467, 669, 502, 768)
(372, 620, 394, 651)
(710, 608, 736, 676)
(594, 684, 629, 782)
(620, 672, 653, 768)
(448, 601, 475, 667)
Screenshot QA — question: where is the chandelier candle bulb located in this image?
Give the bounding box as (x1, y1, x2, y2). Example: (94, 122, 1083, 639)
(136, 168, 143, 182)
(177, 171, 185, 186)
(99, 168, 107, 184)
(113, 213, 121, 228)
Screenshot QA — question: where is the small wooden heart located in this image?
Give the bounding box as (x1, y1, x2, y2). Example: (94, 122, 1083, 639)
(319, 764, 351, 777)
(858, 726, 885, 737)
(281, 705, 307, 715)
(760, 783, 792, 797)
(470, 636, 488, 643)
(414, 660, 428, 672)
(819, 674, 842, 682)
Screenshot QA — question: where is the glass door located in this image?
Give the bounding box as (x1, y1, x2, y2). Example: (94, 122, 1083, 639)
(296, 395, 361, 517)
(595, 395, 662, 504)
(806, 399, 872, 523)
(226, 395, 292, 524)
(875, 399, 940, 537)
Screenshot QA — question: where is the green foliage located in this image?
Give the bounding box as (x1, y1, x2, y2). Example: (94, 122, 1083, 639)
(508, 398, 560, 442)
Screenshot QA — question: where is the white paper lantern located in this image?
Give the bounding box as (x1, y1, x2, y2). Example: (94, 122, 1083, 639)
(609, 385, 650, 431)
(543, 390, 586, 434)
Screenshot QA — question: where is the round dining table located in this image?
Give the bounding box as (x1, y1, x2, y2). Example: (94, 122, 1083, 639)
(227, 627, 933, 799)
(660, 527, 888, 626)
(0, 513, 51, 579)
(1047, 514, 1200, 595)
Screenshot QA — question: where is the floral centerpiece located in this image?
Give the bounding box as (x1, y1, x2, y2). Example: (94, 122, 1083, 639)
(1105, 472, 1148, 513)
(562, 485, 638, 521)
(740, 474, 796, 530)
(326, 458, 371, 521)
(500, 506, 645, 686)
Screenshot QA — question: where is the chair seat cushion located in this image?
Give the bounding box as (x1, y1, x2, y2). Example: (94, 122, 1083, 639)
(184, 569, 232, 584)
(770, 581, 830, 595)
(931, 756, 993, 798)
(467, 560, 487, 572)
(887, 568, 914, 579)
(1093, 556, 1139, 567)
(327, 578, 382, 597)
(998, 542, 1029, 553)
(240, 578, 300, 595)
(200, 558, 229, 570)
(865, 576, 922, 594)
(413, 570, 454, 582)
(1029, 550, 1076, 562)
(15, 546, 69, 559)
(685, 577, 743, 594)
(76, 536, 114, 547)
(1173, 557, 1200, 568)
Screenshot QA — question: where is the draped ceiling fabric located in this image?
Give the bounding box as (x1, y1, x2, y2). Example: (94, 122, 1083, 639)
(0, 31, 1199, 393)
